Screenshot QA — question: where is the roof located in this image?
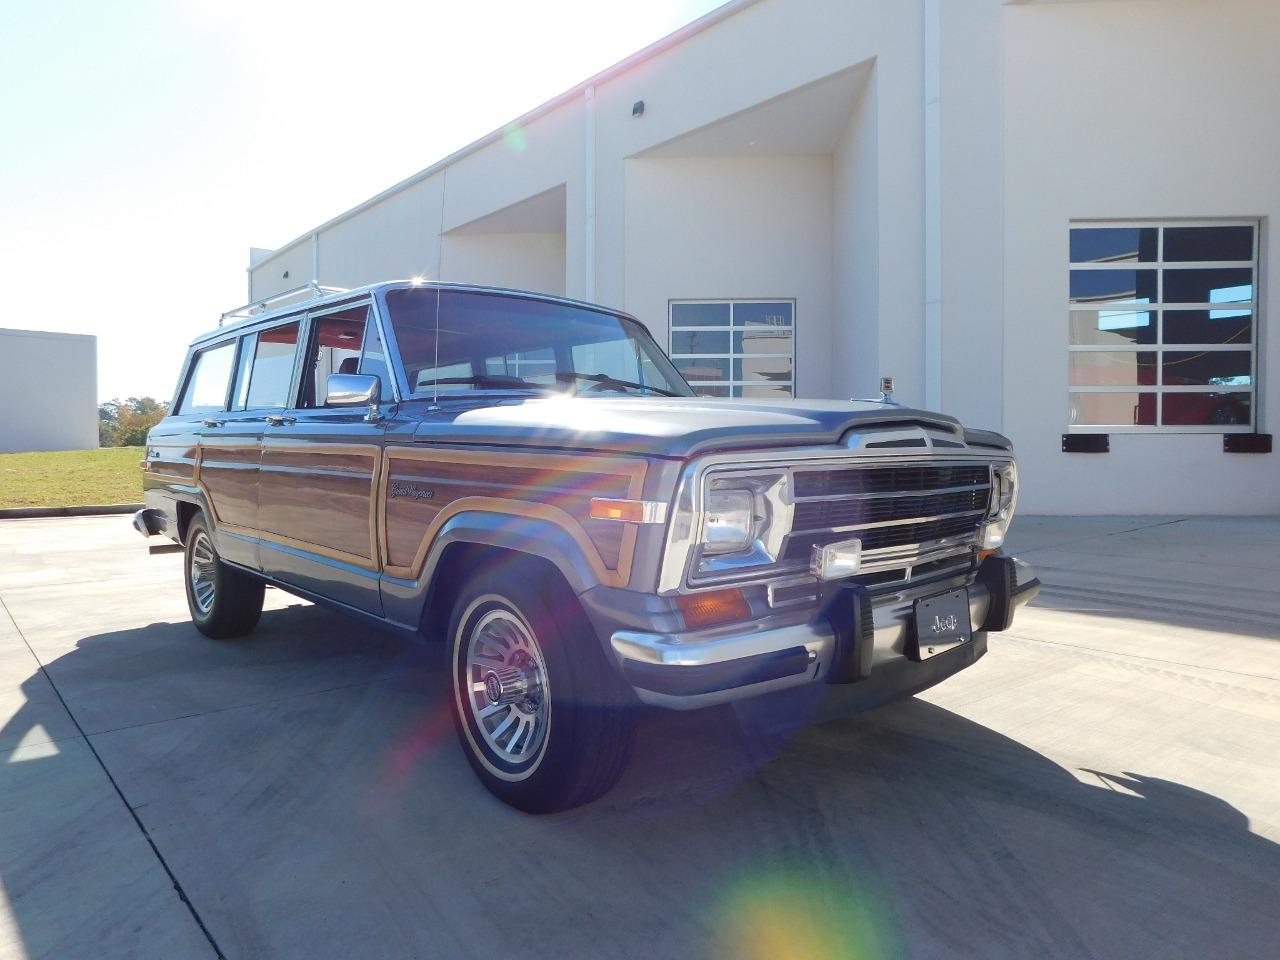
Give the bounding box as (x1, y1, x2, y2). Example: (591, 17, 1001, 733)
(194, 280, 642, 347)
(249, 0, 762, 272)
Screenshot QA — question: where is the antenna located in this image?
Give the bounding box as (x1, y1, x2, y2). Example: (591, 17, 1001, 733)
(430, 168, 447, 411)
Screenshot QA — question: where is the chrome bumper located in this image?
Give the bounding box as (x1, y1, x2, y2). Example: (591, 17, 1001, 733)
(611, 557, 1039, 710)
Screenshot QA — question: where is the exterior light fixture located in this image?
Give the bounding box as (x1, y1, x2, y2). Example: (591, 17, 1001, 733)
(632, 100, 645, 118)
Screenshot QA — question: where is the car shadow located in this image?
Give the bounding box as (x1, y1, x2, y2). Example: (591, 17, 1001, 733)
(0, 611, 1276, 959)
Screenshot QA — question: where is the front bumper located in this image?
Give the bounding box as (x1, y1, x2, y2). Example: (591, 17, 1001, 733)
(610, 555, 1039, 710)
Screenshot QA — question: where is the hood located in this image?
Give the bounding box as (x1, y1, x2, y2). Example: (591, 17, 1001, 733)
(406, 396, 1008, 458)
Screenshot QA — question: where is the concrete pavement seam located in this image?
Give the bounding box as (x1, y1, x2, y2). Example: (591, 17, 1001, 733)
(0, 593, 227, 960)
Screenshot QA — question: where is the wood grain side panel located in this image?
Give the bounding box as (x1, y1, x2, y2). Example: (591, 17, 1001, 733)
(381, 448, 647, 586)
(144, 441, 198, 482)
(258, 441, 380, 565)
(198, 442, 258, 528)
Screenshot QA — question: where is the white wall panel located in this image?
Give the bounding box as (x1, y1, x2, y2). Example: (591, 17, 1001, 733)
(0, 330, 97, 452)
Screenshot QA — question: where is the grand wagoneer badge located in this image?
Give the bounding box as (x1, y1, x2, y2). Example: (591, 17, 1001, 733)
(389, 481, 435, 501)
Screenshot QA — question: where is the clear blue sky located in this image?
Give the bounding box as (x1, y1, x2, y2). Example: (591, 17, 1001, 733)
(0, 0, 726, 402)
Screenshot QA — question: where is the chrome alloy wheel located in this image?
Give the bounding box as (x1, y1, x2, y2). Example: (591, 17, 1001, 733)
(461, 603, 551, 769)
(188, 530, 218, 616)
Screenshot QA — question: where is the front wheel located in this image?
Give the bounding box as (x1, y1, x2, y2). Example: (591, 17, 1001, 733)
(448, 573, 636, 813)
(184, 513, 265, 639)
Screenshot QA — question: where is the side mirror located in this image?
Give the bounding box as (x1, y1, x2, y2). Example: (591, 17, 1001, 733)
(325, 373, 380, 408)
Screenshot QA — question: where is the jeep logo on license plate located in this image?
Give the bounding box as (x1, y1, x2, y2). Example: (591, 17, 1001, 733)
(911, 588, 972, 661)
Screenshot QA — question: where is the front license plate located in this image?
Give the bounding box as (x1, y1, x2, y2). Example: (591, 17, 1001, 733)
(911, 588, 972, 661)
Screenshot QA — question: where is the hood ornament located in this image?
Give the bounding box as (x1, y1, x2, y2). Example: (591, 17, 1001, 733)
(851, 376, 899, 406)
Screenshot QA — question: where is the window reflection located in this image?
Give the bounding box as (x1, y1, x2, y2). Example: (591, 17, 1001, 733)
(1067, 222, 1257, 430)
(1161, 351, 1252, 387)
(670, 299, 795, 399)
(1069, 392, 1155, 426)
(1162, 393, 1251, 426)
(1164, 268, 1253, 306)
(1163, 310, 1252, 345)
(1164, 226, 1253, 263)
(1069, 270, 1158, 305)
(1069, 228, 1158, 264)
(1069, 352, 1157, 387)
(1070, 310, 1156, 346)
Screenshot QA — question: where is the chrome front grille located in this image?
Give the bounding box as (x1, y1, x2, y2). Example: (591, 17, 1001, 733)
(782, 463, 992, 564)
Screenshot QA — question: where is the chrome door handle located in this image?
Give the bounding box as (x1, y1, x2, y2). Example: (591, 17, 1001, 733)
(201, 418, 224, 428)
(266, 415, 297, 427)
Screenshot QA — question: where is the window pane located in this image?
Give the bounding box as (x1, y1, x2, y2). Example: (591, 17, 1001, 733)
(1069, 269, 1157, 305)
(1162, 309, 1252, 345)
(671, 330, 730, 354)
(734, 329, 794, 354)
(739, 384, 793, 400)
(1070, 227, 1158, 264)
(734, 302, 793, 327)
(1162, 268, 1253, 305)
(1069, 392, 1156, 426)
(1162, 393, 1252, 426)
(1162, 350, 1252, 387)
(245, 321, 301, 409)
(415, 361, 473, 390)
(671, 302, 730, 327)
(180, 342, 236, 414)
(1069, 309, 1156, 346)
(1068, 351, 1157, 387)
(572, 340, 641, 383)
(359, 320, 392, 397)
(674, 357, 729, 381)
(485, 347, 557, 384)
(692, 384, 730, 398)
(734, 356, 794, 384)
(304, 307, 369, 408)
(1163, 226, 1253, 263)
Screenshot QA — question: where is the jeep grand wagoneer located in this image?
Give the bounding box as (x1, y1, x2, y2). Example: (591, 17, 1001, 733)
(136, 282, 1038, 812)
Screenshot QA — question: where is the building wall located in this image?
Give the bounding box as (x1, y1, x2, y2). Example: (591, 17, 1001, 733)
(243, 0, 1278, 515)
(624, 155, 834, 393)
(0, 329, 98, 453)
(1003, 0, 1280, 514)
(442, 232, 567, 297)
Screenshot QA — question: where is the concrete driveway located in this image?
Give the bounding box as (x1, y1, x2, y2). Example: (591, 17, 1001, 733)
(0, 516, 1277, 960)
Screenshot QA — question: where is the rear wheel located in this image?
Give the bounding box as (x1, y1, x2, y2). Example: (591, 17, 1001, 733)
(447, 571, 636, 813)
(184, 513, 264, 639)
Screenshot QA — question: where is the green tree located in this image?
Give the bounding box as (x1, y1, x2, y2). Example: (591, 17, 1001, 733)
(98, 397, 168, 447)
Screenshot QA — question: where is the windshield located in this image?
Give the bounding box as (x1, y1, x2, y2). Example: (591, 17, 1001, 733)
(383, 288, 694, 398)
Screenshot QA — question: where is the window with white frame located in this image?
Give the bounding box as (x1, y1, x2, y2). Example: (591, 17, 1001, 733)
(669, 300, 795, 399)
(1068, 221, 1259, 432)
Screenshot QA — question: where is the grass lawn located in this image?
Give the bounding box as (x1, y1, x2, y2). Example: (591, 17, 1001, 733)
(0, 447, 145, 508)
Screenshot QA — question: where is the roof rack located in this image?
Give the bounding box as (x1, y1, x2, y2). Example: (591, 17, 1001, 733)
(219, 282, 348, 326)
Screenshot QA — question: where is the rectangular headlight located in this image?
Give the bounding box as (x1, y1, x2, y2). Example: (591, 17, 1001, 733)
(981, 461, 1019, 549)
(701, 488, 755, 555)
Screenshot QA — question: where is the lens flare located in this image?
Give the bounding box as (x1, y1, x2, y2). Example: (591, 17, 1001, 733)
(712, 867, 901, 960)
(502, 123, 527, 152)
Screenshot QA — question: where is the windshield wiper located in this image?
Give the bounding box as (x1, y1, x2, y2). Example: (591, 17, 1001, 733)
(415, 374, 555, 392)
(554, 371, 680, 397)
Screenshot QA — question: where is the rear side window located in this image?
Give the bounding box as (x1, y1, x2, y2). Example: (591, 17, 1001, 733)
(245, 321, 301, 409)
(177, 342, 236, 415)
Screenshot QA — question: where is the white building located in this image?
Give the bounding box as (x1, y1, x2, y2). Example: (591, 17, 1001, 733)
(245, 0, 1277, 516)
(0, 328, 98, 453)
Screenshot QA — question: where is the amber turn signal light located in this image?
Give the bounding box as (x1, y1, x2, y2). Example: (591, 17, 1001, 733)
(676, 588, 751, 630)
(588, 498, 668, 524)
(978, 549, 998, 562)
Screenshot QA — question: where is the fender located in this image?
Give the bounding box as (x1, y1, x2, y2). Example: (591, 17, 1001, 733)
(379, 508, 613, 630)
